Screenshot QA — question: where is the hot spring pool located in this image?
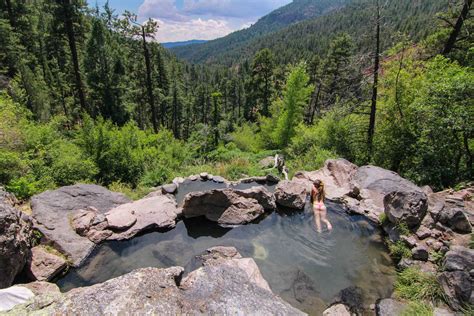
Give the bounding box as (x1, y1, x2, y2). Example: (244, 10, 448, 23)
(57, 182, 396, 315)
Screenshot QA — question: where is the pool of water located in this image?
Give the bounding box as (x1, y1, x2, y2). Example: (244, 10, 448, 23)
(57, 182, 396, 315)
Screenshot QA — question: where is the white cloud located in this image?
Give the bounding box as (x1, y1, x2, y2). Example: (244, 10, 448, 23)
(137, 0, 292, 41)
(154, 18, 234, 42)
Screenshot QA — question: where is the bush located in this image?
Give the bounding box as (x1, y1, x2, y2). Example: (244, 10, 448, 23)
(395, 267, 445, 303)
(388, 240, 412, 262)
(230, 123, 262, 153)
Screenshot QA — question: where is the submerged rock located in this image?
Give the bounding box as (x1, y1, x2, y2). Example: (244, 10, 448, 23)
(30, 184, 130, 267)
(332, 286, 364, 314)
(6, 247, 304, 315)
(182, 188, 274, 225)
(0, 189, 32, 289)
(274, 180, 308, 209)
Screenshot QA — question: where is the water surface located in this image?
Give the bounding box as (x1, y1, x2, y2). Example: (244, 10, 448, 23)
(58, 184, 395, 315)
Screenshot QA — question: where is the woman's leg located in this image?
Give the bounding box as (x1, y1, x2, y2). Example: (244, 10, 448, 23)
(313, 207, 322, 233)
(320, 205, 333, 230)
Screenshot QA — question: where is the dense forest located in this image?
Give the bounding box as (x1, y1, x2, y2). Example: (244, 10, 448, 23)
(0, 0, 472, 201)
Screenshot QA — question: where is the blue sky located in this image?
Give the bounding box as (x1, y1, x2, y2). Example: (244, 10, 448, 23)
(90, 0, 292, 42)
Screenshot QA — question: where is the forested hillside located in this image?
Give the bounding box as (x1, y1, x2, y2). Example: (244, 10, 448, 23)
(171, 0, 350, 64)
(0, 0, 472, 201)
(172, 0, 449, 65)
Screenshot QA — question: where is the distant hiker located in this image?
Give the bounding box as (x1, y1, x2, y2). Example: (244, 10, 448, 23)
(311, 180, 332, 233)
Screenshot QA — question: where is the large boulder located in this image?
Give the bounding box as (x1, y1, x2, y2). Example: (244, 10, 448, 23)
(439, 246, 474, 311)
(274, 180, 308, 209)
(323, 304, 351, 316)
(182, 188, 274, 225)
(7, 248, 304, 315)
(384, 191, 428, 228)
(294, 159, 358, 200)
(26, 246, 67, 282)
(0, 189, 32, 289)
(437, 207, 472, 234)
(31, 184, 130, 267)
(0, 286, 35, 312)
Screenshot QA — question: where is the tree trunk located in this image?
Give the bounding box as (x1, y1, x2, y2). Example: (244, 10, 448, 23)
(141, 27, 158, 133)
(443, 0, 472, 56)
(367, 0, 381, 162)
(5, 0, 15, 27)
(61, 0, 87, 113)
(309, 81, 323, 124)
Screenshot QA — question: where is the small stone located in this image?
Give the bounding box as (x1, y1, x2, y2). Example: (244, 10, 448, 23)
(376, 298, 408, 316)
(416, 226, 432, 240)
(208, 174, 214, 180)
(162, 183, 178, 194)
(370, 304, 375, 310)
(432, 241, 443, 251)
(172, 177, 185, 185)
(412, 245, 429, 261)
(189, 175, 198, 181)
(199, 172, 209, 180)
(213, 176, 226, 183)
(323, 304, 350, 316)
(105, 209, 137, 230)
(401, 235, 417, 248)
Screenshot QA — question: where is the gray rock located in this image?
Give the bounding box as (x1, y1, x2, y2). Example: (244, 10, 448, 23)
(188, 175, 198, 181)
(384, 191, 428, 228)
(323, 304, 350, 316)
(162, 183, 178, 194)
(106, 195, 180, 241)
(412, 245, 429, 261)
(30, 184, 130, 267)
(438, 208, 472, 234)
(7, 248, 304, 315)
(26, 246, 67, 282)
(266, 174, 280, 183)
(182, 189, 267, 225)
(200, 172, 209, 180)
(332, 286, 363, 314)
(213, 176, 226, 183)
(416, 226, 432, 240)
(234, 186, 276, 211)
(438, 270, 472, 311)
(274, 180, 308, 209)
(433, 307, 455, 316)
(259, 156, 275, 169)
(375, 298, 408, 316)
(106, 209, 137, 230)
(443, 246, 474, 272)
(400, 235, 417, 248)
(0, 189, 32, 289)
(172, 177, 185, 185)
(71, 209, 96, 236)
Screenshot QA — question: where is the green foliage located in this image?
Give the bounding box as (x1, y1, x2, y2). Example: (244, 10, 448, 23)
(108, 182, 151, 201)
(400, 302, 433, 316)
(388, 240, 412, 262)
(230, 123, 263, 153)
(272, 63, 313, 147)
(395, 267, 445, 303)
(379, 213, 389, 226)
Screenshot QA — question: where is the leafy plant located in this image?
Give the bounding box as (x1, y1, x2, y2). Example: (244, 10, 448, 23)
(388, 240, 412, 262)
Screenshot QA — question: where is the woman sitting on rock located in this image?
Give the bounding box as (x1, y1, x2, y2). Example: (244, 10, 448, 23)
(312, 180, 332, 233)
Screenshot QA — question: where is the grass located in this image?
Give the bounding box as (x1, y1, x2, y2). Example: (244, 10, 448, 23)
(379, 213, 389, 225)
(430, 250, 444, 265)
(397, 222, 411, 236)
(470, 233, 474, 249)
(388, 240, 412, 262)
(395, 267, 445, 304)
(400, 302, 433, 316)
(108, 182, 152, 201)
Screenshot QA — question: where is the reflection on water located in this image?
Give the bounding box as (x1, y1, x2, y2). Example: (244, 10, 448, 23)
(58, 200, 395, 315)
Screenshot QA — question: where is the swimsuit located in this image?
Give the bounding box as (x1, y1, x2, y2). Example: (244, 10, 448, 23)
(313, 200, 324, 209)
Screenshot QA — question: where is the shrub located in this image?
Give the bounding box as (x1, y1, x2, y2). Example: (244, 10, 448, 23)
(388, 240, 412, 262)
(230, 123, 262, 153)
